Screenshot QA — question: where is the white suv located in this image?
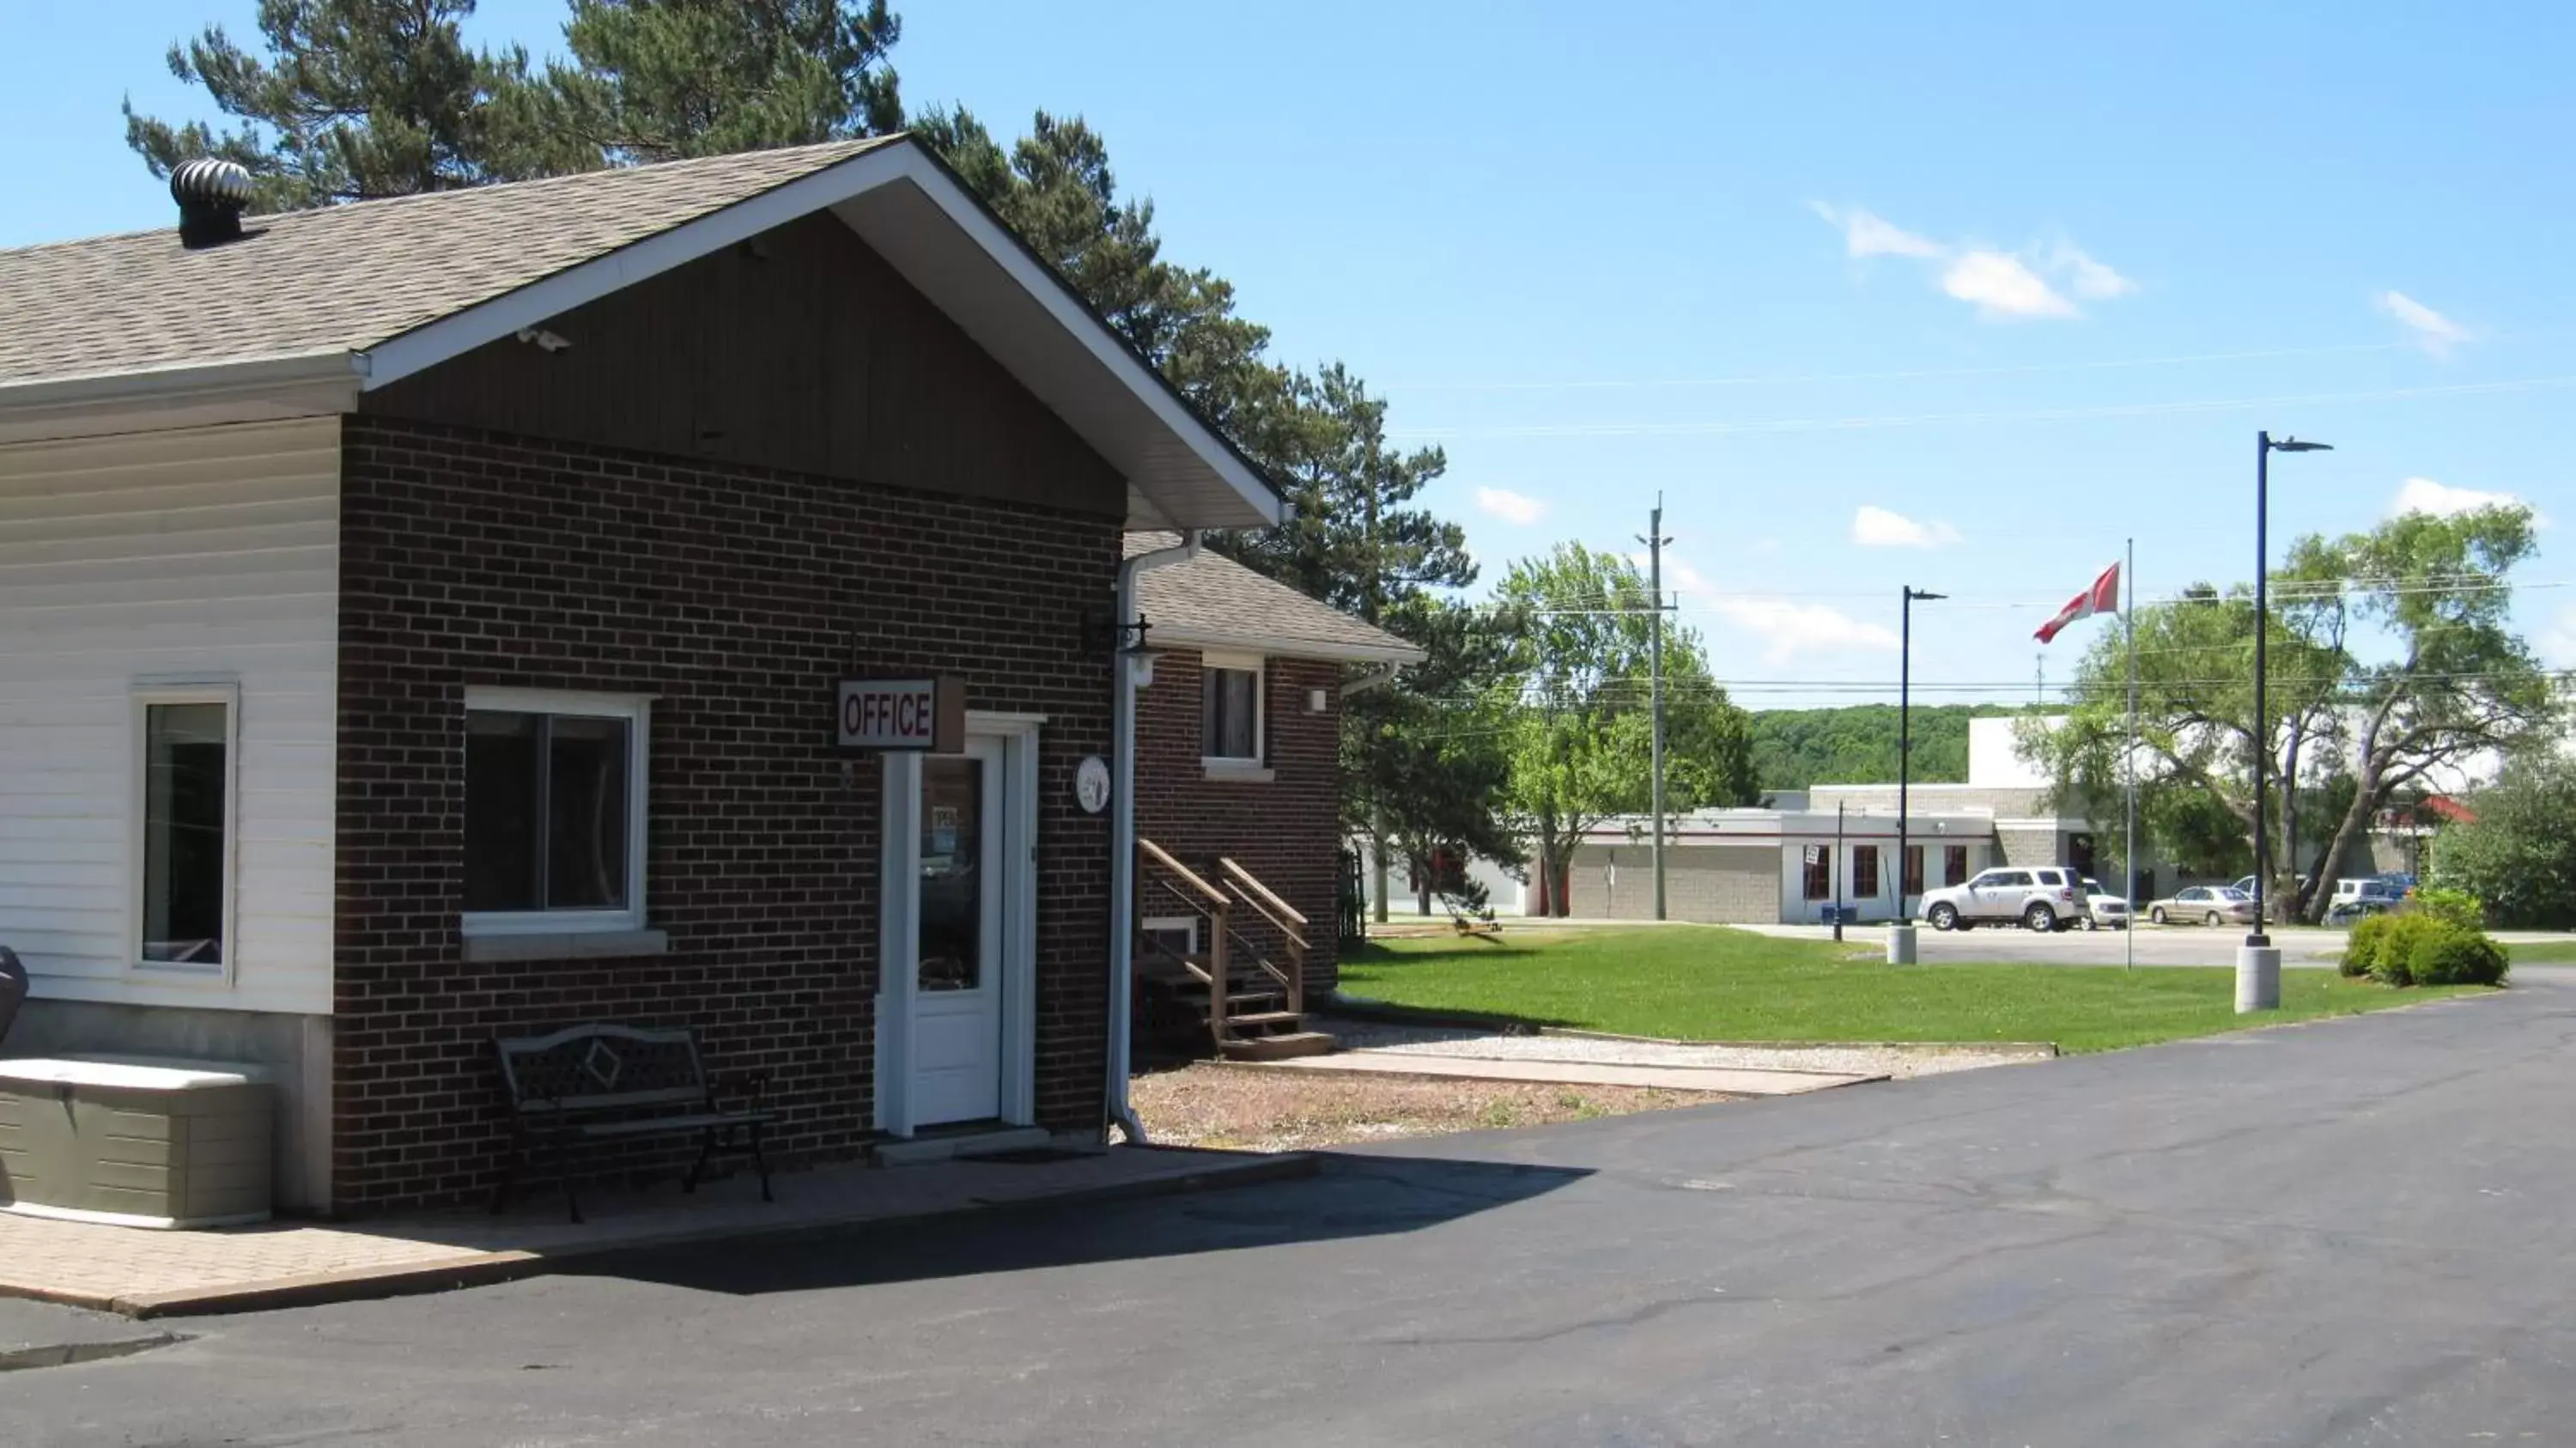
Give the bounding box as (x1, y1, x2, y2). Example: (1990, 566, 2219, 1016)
(1918, 867, 2091, 934)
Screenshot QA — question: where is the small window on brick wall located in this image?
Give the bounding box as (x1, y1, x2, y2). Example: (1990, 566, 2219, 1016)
(1200, 654, 1264, 764)
(463, 689, 650, 935)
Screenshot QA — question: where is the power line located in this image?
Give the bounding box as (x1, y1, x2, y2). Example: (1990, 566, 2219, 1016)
(1386, 338, 2433, 393)
(1386, 374, 2576, 441)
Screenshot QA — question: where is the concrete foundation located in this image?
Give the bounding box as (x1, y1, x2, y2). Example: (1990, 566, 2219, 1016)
(4, 1000, 331, 1214)
(1886, 923, 1919, 965)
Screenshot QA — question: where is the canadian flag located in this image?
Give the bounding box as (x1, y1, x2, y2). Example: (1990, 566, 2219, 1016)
(2034, 562, 2120, 643)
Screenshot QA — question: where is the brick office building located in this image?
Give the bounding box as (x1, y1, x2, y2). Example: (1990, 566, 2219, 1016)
(0, 139, 1285, 1214)
(1124, 535, 1422, 1016)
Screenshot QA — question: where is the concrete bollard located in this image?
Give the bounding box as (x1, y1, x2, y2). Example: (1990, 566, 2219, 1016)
(2236, 945, 2281, 1013)
(1886, 922, 1918, 965)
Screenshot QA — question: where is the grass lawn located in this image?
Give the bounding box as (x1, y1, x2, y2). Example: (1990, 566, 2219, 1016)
(2501, 940, 2576, 964)
(1339, 928, 2491, 1054)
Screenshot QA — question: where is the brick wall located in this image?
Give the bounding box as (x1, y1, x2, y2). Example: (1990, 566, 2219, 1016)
(332, 417, 1116, 1213)
(1566, 843, 1779, 923)
(1133, 650, 1346, 1001)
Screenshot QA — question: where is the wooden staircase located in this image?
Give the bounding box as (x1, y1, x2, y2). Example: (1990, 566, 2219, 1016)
(1135, 840, 1333, 1062)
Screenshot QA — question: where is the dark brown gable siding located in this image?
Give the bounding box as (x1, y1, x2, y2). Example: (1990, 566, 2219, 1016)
(1133, 649, 1345, 1001)
(331, 417, 1115, 1214)
(361, 210, 1126, 518)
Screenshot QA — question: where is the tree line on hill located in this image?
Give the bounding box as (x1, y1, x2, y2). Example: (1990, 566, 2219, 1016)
(125, 1, 1763, 916)
(1746, 705, 1989, 791)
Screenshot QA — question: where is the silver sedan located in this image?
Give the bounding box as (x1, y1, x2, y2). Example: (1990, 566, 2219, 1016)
(2145, 885, 2259, 927)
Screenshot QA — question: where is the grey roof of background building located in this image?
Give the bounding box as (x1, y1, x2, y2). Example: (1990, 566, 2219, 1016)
(0, 140, 899, 386)
(1124, 532, 1425, 664)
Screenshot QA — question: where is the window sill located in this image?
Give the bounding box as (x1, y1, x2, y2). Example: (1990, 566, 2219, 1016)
(461, 928, 670, 964)
(1200, 761, 1276, 784)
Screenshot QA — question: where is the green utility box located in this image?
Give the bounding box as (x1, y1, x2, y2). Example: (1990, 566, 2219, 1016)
(0, 1057, 273, 1228)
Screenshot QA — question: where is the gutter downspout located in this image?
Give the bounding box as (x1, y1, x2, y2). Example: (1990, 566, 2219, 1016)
(1342, 662, 1401, 697)
(1107, 529, 1200, 1144)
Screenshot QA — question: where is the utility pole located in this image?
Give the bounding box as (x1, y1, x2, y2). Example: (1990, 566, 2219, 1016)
(1638, 496, 1672, 922)
(1364, 472, 1390, 924)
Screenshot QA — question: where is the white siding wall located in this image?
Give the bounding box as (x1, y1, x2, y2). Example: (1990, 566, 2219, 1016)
(0, 419, 339, 1016)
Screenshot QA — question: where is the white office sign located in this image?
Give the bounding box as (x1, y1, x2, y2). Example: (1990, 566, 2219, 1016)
(1803, 844, 1824, 866)
(837, 677, 964, 752)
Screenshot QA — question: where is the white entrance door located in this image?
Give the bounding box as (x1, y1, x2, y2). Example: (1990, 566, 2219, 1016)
(908, 736, 1005, 1126)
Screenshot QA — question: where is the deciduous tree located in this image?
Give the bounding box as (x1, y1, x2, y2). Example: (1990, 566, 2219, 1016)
(1493, 545, 1756, 915)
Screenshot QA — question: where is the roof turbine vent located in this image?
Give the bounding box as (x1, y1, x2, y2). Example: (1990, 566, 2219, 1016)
(171, 158, 255, 248)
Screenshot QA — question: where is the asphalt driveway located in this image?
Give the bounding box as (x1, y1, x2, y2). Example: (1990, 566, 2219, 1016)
(7, 973, 2572, 1445)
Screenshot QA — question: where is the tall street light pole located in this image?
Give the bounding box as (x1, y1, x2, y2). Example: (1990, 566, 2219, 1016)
(2242, 430, 2331, 1013)
(1890, 585, 1944, 965)
(1638, 497, 1672, 921)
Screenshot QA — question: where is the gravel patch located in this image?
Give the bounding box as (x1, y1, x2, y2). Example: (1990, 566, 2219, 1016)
(1315, 1015, 2049, 1080)
(1129, 1063, 1715, 1152)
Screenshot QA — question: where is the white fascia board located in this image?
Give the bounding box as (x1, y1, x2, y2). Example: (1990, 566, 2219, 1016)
(354, 142, 1284, 530)
(1146, 624, 1425, 666)
(0, 350, 363, 445)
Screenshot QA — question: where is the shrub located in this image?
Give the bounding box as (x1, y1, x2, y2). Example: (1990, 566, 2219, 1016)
(2410, 886, 2484, 931)
(2342, 914, 2391, 977)
(2408, 925, 2510, 987)
(2367, 914, 2447, 988)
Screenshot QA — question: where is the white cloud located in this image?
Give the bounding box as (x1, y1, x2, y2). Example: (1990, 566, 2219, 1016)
(1474, 486, 1547, 526)
(2391, 477, 2534, 521)
(1627, 552, 1711, 595)
(2379, 290, 2471, 357)
(1850, 504, 1963, 548)
(1808, 202, 1946, 259)
(2543, 605, 2576, 667)
(2045, 240, 2136, 300)
(1940, 250, 2081, 320)
(1710, 597, 1903, 664)
(1813, 205, 2127, 322)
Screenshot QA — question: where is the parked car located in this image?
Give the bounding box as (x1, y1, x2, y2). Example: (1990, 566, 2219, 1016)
(2079, 879, 2130, 931)
(1918, 866, 2091, 933)
(2324, 897, 2395, 928)
(2147, 885, 2260, 927)
(2230, 874, 2316, 918)
(2331, 878, 2409, 910)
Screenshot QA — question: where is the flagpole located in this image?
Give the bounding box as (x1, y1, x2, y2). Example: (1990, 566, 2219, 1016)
(2124, 537, 2137, 976)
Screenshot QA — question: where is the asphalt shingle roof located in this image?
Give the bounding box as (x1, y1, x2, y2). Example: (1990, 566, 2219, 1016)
(1124, 532, 1423, 663)
(0, 138, 896, 386)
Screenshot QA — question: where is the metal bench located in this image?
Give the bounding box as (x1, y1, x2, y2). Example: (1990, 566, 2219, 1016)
(493, 1024, 775, 1223)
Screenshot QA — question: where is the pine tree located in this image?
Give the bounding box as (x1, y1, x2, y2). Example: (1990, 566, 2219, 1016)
(546, 0, 904, 163)
(122, 0, 590, 210)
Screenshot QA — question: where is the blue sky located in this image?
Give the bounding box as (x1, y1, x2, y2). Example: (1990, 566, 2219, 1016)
(7, 1, 2572, 707)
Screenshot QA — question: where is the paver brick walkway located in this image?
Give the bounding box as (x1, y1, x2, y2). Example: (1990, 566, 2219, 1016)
(0, 1145, 1308, 1317)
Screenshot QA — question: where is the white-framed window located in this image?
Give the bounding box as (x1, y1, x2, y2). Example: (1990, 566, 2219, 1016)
(462, 688, 651, 937)
(1141, 915, 1200, 959)
(132, 681, 240, 974)
(1200, 651, 1265, 766)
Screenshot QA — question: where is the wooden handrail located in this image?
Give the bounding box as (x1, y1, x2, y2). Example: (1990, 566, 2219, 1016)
(1224, 882, 1309, 954)
(1216, 855, 1309, 922)
(1139, 838, 1227, 908)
